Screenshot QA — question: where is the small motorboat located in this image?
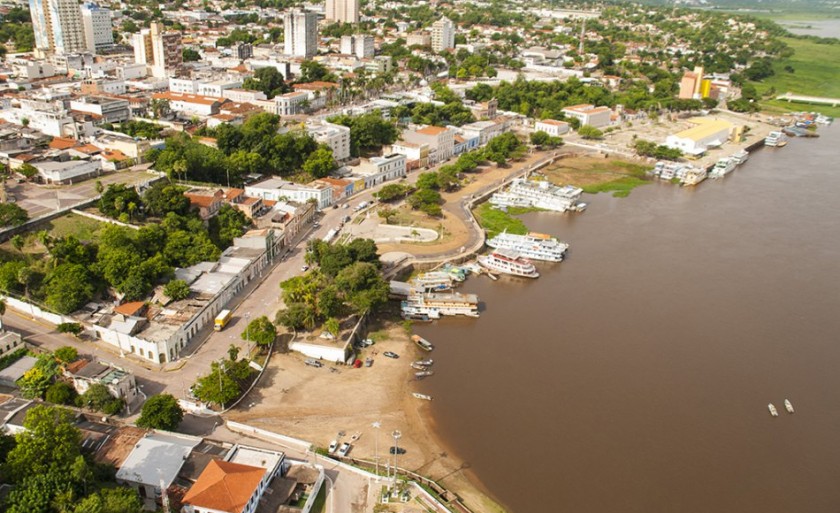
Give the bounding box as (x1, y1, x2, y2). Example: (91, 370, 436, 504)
(415, 371, 434, 379)
(768, 403, 779, 417)
(412, 393, 433, 401)
(784, 399, 794, 414)
(410, 362, 428, 370)
(411, 335, 434, 352)
(414, 359, 433, 367)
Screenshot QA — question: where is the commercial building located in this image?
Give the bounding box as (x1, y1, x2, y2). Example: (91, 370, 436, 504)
(80, 3, 113, 54)
(33, 159, 101, 184)
(69, 96, 131, 123)
(390, 141, 429, 170)
(431, 17, 455, 52)
(307, 121, 351, 161)
(134, 22, 182, 78)
(151, 91, 228, 117)
(534, 119, 570, 137)
(459, 119, 507, 145)
(246, 178, 333, 210)
(353, 153, 406, 188)
(664, 117, 735, 155)
(284, 10, 318, 58)
(561, 104, 612, 129)
(29, 0, 86, 55)
(678, 66, 705, 100)
(401, 125, 454, 165)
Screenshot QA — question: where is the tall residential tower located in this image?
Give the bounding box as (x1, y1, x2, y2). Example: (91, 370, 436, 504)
(284, 10, 318, 58)
(81, 3, 114, 53)
(325, 0, 359, 24)
(29, 0, 86, 55)
(431, 17, 455, 52)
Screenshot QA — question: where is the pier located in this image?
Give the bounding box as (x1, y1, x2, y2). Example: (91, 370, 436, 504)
(776, 93, 840, 107)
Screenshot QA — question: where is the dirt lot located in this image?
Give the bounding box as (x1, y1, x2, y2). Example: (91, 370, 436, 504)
(229, 316, 504, 513)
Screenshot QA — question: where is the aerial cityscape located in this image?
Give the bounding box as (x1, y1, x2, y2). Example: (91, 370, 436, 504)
(0, 0, 837, 510)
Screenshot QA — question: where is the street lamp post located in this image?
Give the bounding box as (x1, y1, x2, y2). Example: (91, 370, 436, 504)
(391, 430, 402, 493)
(244, 312, 251, 358)
(372, 421, 381, 477)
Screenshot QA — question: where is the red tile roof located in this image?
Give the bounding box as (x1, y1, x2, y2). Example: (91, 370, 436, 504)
(182, 460, 264, 513)
(114, 301, 145, 317)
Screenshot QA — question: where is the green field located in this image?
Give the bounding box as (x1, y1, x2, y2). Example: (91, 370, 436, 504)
(473, 203, 531, 239)
(753, 37, 840, 117)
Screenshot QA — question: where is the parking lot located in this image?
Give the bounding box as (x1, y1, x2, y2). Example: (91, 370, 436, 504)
(3, 168, 159, 219)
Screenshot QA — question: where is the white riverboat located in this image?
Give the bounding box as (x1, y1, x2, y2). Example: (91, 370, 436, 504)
(486, 231, 569, 262)
(784, 399, 794, 414)
(768, 403, 779, 417)
(488, 191, 532, 209)
(709, 157, 736, 178)
(765, 131, 788, 147)
(402, 292, 479, 318)
(410, 271, 454, 292)
(731, 149, 749, 165)
(681, 166, 708, 186)
(490, 178, 584, 213)
(400, 302, 441, 321)
(478, 249, 540, 278)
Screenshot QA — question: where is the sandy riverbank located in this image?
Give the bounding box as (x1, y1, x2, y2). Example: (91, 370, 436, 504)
(227, 312, 506, 513)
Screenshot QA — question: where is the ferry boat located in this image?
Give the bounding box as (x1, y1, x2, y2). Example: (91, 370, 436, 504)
(765, 131, 788, 147)
(768, 403, 779, 417)
(710, 157, 736, 178)
(784, 399, 794, 414)
(411, 335, 434, 352)
(412, 393, 433, 401)
(731, 149, 749, 165)
(401, 292, 479, 318)
(486, 231, 569, 262)
(681, 166, 708, 186)
(490, 178, 584, 212)
(400, 302, 441, 321)
(410, 271, 454, 292)
(478, 249, 540, 278)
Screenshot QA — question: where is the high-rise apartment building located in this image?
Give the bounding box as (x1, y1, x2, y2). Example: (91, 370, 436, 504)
(133, 22, 182, 78)
(80, 3, 114, 53)
(340, 34, 374, 59)
(431, 16, 455, 52)
(284, 10, 318, 58)
(325, 0, 359, 24)
(29, 0, 86, 55)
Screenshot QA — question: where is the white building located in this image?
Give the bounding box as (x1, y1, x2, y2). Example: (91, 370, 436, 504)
(459, 120, 507, 145)
(353, 153, 406, 188)
(168, 77, 242, 96)
(29, 0, 86, 55)
(223, 88, 268, 103)
(561, 104, 612, 129)
(134, 22, 182, 78)
(69, 96, 131, 123)
(0, 331, 24, 359)
(246, 178, 333, 210)
(284, 10, 318, 58)
(273, 91, 309, 116)
(0, 100, 75, 137)
(151, 91, 228, 117)
(325, 0, 359, 24)
(80, 3, 113, 54)
(401, 126, 454, 165)
(340, 34, 374, 59)
(307, 121, 351, 161)
(431, 17, 455, 52)
(33, 159, 102, 184)
(664, 119, 734, 155)
(534, 119, 570, 137)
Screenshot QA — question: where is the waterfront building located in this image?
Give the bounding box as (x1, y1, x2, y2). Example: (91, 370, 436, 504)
(325, 0, 359, 24)
(561, 104, 612, 129)
(431, 17, 455, 52)
(664, 118, 735, 155)
(490, 178, 583, 212)
(284, 10, 318, 58)
(80, 3, 113, 54)
(29, 0, 86, 55)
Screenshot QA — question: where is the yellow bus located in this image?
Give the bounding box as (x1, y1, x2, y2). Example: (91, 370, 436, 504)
(214, 310, 232, 331)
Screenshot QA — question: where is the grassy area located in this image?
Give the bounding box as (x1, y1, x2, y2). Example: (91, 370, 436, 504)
(309, 485, 327, 513)
(473, 203, 529, 239)
(752, 37, 840, 117)
(543, 158, 652, 198)
(46, 213, 108, 241)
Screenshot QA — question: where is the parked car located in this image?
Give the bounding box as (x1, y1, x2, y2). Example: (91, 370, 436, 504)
(337, 442, 351, 457)
(389, 446, 406, 455)
(304, 359, 322, 368)
(383, 351, 399, 359)
(301, 265, 309, 272)
(328, 440, 338, 454)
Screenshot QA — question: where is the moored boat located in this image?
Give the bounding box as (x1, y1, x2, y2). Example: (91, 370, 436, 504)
(784, 399, 794, 414)
(768, 403, 779, 417)
(731, 149, 749, 165)
(478, 249, 540, 278)
(486, 231, 569, 262)
(710, 157, 736, 178)
(415, 371, 434, 379)
(414, 358, 433, 367)
(412, 392, 433, 401)
(411, 335, 434, 352)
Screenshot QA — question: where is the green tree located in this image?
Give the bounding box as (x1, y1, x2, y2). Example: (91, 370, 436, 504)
(163, 279, 190, 300)
(375, 183, 413, 202)
(10, 234, 25, 251)
(242, 315, 276, 348)
(275, 303, 311, 331)
(182, 47, 201, 62)
(335, 262, 389, 313)
(208, 204, 250, 249)
(44, 264, 95, 314)
(54, 346, 78, 364)
(242, 66, 290, 99)
(299, 60, 337, 83)
(18, 354, 59, 399)
(0, 203, 29, 227)
(577, 124, 603, 140)
(78, 383, 123, 415)
(302, 145, 337, 179)
(45, 382, 76, 405)
(6, 405, 81, 480)
(142, 182, 189, 217)
(73, 487, 143, 513)
(136, 393, 184, 431)
(99, 184, 142, 219)
(378, 206, 398, 224)
(324, 317, 340, 337)
(192, 361, 240, 407)
(17, 163, 38, 179)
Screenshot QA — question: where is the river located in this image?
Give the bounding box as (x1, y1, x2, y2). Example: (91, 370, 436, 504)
(780, 19, 840, 39)
(415, 124, 840, 513)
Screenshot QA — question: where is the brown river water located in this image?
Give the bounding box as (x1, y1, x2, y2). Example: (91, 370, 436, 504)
(414, 124, 840, 513)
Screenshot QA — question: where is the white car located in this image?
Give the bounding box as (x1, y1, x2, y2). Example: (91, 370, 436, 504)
(337, 442, 351, 457)
(301, 265, 309, 272)
(328, 440, 338, 454)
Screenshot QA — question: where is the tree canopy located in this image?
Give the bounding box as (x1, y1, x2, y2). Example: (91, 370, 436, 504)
(136, 393, 184, 431)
